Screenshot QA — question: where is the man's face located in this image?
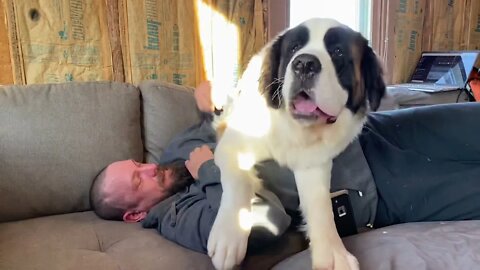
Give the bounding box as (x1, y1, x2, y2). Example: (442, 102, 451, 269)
(102, 160, 175, 215)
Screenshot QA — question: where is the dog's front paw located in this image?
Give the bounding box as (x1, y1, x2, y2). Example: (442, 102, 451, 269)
(311, 245, 359, 270)
(207, 210, 250, 270)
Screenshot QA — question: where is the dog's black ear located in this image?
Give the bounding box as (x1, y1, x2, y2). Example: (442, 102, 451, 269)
(259, 34, 284, 108)
(361, 42, 386, 111)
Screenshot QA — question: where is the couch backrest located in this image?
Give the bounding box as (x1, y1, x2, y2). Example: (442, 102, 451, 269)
(0, 82, 143, 222)
(139, 80, 201, 163)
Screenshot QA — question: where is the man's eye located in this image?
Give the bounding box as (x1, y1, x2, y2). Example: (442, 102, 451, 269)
(132, 174, 141, 190)
(131, 160, 141, 167)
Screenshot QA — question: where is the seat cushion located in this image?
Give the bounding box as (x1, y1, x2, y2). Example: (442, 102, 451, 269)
(273, 220, 480, 270)
(0, 211, 214, 270)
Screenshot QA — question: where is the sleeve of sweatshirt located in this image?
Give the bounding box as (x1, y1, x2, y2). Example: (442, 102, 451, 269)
(196, 159, 223, 212)
(158, 120, 218, 165)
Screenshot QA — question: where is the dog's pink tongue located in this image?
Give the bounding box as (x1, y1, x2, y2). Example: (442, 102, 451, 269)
(293, 97, 317, 113)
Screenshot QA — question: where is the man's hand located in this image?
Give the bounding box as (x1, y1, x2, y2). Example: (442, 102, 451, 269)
(185, 145, 214, 180)
(194, 81, 215, 113)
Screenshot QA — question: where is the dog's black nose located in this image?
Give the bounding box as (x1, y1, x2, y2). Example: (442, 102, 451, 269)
(292, 54, 321, 79)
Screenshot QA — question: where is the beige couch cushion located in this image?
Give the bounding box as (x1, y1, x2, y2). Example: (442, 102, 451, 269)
(139, 80, 201, 163)
(0, 82, 143, 222)
(0, 212, 214, 270)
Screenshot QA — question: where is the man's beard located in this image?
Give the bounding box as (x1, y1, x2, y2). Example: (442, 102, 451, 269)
(159, 162, 195, 194)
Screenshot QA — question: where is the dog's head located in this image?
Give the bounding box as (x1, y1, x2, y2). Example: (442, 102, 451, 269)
(259, 18, 385, 125)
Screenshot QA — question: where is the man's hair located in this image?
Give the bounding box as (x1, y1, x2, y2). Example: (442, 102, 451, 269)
(90, 167, 126, 221)
(90, 161, 194, 221)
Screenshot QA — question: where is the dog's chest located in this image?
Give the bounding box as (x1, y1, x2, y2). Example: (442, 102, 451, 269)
(267, 122, 333, 169)
(272, 144, 330, 169)
(265, 110, 364, 169)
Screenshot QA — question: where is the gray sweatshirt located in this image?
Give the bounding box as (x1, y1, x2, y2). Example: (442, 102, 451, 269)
(141, 120, 291, 253)
(141, 119, 377, 253)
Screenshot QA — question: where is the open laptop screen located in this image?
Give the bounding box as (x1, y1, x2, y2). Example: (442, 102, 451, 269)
(410, 52, 479, 86)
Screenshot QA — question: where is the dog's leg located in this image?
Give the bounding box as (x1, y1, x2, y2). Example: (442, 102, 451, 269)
(294, 162, 359, 270)
(207, 145, 257, 270)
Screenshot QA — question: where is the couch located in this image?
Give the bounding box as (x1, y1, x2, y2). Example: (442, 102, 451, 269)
(1, 80, 479, 270)
(0, 80, 308, 270)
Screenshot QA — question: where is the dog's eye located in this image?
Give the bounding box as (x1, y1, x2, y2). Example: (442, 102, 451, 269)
(333, 47, 344, 57)
(291, 44, 300, 53)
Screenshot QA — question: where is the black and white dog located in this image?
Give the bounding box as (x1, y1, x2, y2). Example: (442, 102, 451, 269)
(207, 18, 385, 270)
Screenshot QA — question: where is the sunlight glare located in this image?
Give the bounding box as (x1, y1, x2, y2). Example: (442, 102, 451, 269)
(228, 91, 272, 137)
(239, 208, 253, 231)
(197, 1, 273, 138)
(197, 0, 239, 109)
(238, 204, 280, 234)
(237, 152, 256, 171)
(250, 203, 280, 235)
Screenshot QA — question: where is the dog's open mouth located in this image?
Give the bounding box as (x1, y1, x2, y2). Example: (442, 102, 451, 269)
(291, 91, 337, 124)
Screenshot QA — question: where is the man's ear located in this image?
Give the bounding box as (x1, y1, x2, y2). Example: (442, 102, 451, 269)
(123, 210, 147, 223)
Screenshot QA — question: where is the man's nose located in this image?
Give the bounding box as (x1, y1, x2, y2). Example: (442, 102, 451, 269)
(292, 54, 321, 79)
(137, 164, 158, 177)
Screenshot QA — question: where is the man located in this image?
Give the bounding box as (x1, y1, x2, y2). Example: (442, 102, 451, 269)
(90, 81, 293, 254)
(91, 81, 480, 253)
(89, 159, 193, 222)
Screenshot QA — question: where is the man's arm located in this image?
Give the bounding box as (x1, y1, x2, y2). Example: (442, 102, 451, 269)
(194, 81, 216, 113)
(144, 146, 291, 254)
(196, 159, 222, 211)
(186, 145, 223, 211)
(157, 81, 219, 165)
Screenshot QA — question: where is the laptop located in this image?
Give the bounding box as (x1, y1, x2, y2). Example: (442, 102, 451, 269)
(388, 51, 480, 93)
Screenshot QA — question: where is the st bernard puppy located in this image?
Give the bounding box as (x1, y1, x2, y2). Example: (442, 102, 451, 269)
(207, 18, 386, 270)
